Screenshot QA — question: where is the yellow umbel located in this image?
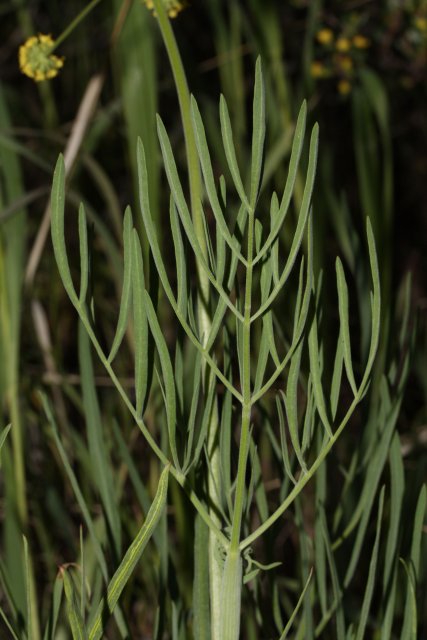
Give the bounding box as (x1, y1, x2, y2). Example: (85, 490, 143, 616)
(144, 0, 187, 19)
(19, 34, 64, 82)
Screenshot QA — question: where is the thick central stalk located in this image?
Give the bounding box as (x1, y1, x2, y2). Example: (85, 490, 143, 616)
(230, 206, 255, 551)
(220, 206, 255, 640)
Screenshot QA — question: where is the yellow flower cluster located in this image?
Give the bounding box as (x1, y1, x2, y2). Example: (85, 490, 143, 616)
(414, 16, 427, 33)
(312, 26, 371, 96)
(353, 34, 370, 49)
(144, 0, 187, 18)
(316, 28, 334, 45)
(310, 61, 329, 79)
(19, 34, 63, 82)
(316, 29, 370, 51)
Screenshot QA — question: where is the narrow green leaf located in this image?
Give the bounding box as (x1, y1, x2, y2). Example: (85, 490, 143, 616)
(170, 198, 188, 317)
(191, 96, 246, 265)
(157, 116, 243, 322)
(78, 204, 89, 304)
(216, 213, 227, 286)
(335, 258, 358, 397)
(253, 100, 307, 266)
(193, 515, 211, 640)
(279, 568, 313, 640)
(136, 138, 176, 309)
(219, 174, 227, 205)
(201, 202, 217, 273)
(220, 389, 233, 513)
(314, 451, 327, 616)
(251, 124, 318, 321)
(380, 567, 397, 640)
(205, 245, 239, 351)
(182, 352, 202, 471)
(283, 341, 307, 472)
(330, 330, 344, 421)
(317, 508, 345, 640)
(253, 321, 273, 394)
(111, 420, 162, 553)
(259, 234, 273, 306)
(301, 376, 316, 453)
(42, 394, 109, 580)
(50, 155, 79, 306)
(0, 424, 11, 462)
(108, 207, 133, 363)
(360, 217, 381, 391)
(79, 323, 121, 557)
(80, 527, 85, 619)
(400, 559, 417, 640)
(341, 378, 399, 586)
(192, 367, 216, 470)
(383, 433, 404, 590)
(308, 313, 333, 438)
(88, 465, 170, 640)
(251, 215, 313, 405)
(400, 485, 426, 639)
(23, 536, 33, 640)
(0, 607, 20, 640)
(144, 291, 179, 470)
(252, 444, 269, 524)
(42, 574, 63, 640)
(219, 95, 251, 211)
(277, 396, 296, 485)
(139, 142, 241, 398)
(292, 258, 305, 338)
(131, 231, 149, 417)
(250, 57, 266, 206)
(355, 486, 385, 640)
(62, 568, 86, 640)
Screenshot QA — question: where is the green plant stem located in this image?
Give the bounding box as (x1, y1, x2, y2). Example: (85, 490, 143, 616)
(50, 0, 103, 52)
(239, 374, 377, 552)
(77, 306, 228, 549)
(221, 202, 255, 640)
(151, 3, 223, 637)
(230, 205, 255, 552)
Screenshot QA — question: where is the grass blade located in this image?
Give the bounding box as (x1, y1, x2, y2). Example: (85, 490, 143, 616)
(88, 465, 170, 640)
(79, 323, 121, 557)
(279, 568, 313, 640)
(61, 567, 86, 640)
(355, 486, 385, 640)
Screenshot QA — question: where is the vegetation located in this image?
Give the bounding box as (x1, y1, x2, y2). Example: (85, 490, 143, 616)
(0, 1, 426, 638)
